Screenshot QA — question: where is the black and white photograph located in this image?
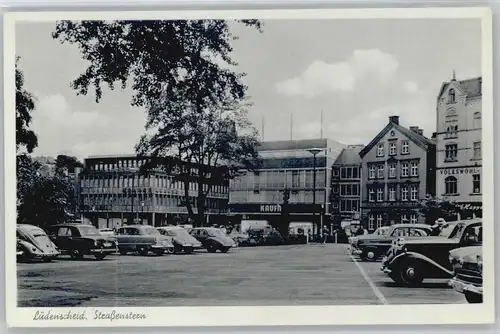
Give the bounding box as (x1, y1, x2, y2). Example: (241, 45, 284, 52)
(3, 7, 494, 327)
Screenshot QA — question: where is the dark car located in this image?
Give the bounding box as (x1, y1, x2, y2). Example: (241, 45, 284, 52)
(381, 219, 482, 286)
(189, 227, 237, 253)
(115, 225, 174, 256)
(157, 226, 202, 254)
(349, 224, 432, 262)
(45, 224, 117, 260)
(17, 224, 60, 262)
(448, 246, 483, 303)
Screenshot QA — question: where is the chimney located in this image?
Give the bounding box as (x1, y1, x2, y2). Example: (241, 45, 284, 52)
(417, 129, 424, 136)
(389, 116, 399, 125)
(409, 126, 419, 133)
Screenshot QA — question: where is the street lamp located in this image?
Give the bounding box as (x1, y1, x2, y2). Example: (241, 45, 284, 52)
(307, 148, 323, 239)
(140, 200, 145, 224)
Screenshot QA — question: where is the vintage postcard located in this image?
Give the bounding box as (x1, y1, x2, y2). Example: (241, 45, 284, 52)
(3, 7, 494, 327)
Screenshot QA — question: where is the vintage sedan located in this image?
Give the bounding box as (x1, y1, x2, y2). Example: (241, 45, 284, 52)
(17, 224, 60, 262)
(115, 225, 174, 256)
(190, 227, 237, 253)
(157, 226, 202, 254)
(448, 246, 483, 303)
(45, 224, 117, 260)
(381, 219, 482, 286)
(349, 224, 432, 262)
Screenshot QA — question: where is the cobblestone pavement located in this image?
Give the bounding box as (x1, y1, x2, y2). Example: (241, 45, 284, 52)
(17, 244, 465, 307)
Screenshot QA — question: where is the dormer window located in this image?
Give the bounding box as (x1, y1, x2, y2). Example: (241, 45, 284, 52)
(448, 88, 456, 103)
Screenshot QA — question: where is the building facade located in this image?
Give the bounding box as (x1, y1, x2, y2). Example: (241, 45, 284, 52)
(228, 139, 346, 234)
(78, 155, 229, 229)
(330, 145, 364, 227)
(359, 116, 436, 231)
(435, 75, 482, 219)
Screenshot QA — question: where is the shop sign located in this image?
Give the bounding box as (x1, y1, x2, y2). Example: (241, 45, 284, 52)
(260, 204, 282, 213)
(440, 167, 481, 176)
(455, 202, 482, 211)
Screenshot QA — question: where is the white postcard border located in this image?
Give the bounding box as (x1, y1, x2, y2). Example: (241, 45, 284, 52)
(3, 7, 495, 327)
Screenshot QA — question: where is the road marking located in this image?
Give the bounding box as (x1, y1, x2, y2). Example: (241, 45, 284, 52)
(350, 254, 389, 305)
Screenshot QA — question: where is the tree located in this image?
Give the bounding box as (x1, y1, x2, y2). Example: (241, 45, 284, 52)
(52, 20, 262, 107)
(136, 100, 261, 226)
(419, 195, 460, 224)
(16, 58, 38, 154)
(55, 154, 84, 175)
(53, 19, 264, 226)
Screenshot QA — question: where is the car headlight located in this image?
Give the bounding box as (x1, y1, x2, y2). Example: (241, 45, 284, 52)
(31, 246, 38, 252)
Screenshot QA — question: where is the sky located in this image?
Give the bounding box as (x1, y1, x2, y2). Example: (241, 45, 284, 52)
(15, 18, 481, 160)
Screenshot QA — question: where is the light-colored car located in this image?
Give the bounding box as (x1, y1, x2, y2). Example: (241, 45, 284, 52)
(115, 225, 174, 256)
(17, 224, 60, 262)
(190, 227, 237, 253)
(157, 226, 202, 254)
(99, 228, 115, 237)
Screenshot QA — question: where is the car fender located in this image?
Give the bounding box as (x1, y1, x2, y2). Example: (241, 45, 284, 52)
(389, 251, 454, 276)
(18, 240, 42, 254)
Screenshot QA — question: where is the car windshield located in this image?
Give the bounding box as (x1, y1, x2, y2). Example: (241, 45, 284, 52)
(374, 228, 386, 235)
(78, 225, 101, 236)
(208, 229, 223, 237)
(439, 224, 457, 237)
(166, 229, 190, 237)
(143, 227, 161, 236)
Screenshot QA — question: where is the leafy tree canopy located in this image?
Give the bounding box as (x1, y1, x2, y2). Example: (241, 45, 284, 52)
(16, 58, 38, 153)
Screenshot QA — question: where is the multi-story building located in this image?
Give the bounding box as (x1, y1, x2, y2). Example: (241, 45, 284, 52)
(228, 139, 346, 235)
(435, 74, 482, 219)
(78, 155, 229, 229)
(359, 116, 436, 231)
(330, 145, 364, 227)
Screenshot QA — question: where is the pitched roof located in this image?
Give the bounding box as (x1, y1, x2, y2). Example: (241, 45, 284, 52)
(359, 122, 435, 158)
(333, 146, 364, 165)
(437, 76, 482, 99)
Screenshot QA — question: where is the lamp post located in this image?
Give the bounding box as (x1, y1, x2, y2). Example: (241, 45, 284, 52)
(141, 200, 145, 224)
(307, 148, 322, 239)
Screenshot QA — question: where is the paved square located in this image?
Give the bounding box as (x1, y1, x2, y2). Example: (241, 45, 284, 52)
(17, 244, 464, 307)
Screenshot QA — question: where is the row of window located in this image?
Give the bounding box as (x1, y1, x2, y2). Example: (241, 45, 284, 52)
(231, 169, 327, 190)
(444, 175, 481, 195)
(368, 185, 419, 202)
(368, 162, 419, 179)
(332, 167, 361, 179)
(82, 194, 226, 210)
(444, 142, 481, 162)
(377, 140, 410, 157)
(332, 199, 360, 212)
(367, 214, 418, 229)
(332, 183, 360, 196)
(229, 190, 326, 203)
(80, 176, 228, 194)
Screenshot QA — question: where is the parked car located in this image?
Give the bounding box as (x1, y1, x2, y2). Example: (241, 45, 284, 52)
(349, 224, 432, 262)
(115, 225, 174, 256)
(189, 227, 237, 253)
(17, 224, 60, 262)
(157, 226, 202, 254)
(448, 246, 483, 303)
(99, 228, 115, 237)
(45, 223, 117, 260)
(381, 219, 482, 286)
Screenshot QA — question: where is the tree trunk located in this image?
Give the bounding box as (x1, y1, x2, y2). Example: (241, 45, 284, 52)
(182, 178, 195, 223)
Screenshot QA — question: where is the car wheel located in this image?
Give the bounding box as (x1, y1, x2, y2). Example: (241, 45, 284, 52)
(153, 249, 165, 256)
(166, 248, 175, 254)
(207, 245, 217, 253)
(361, 248, 378, 262)
(465, 292, 482, 304)
(137, 246, 149, 256)
(399, 261, 424, 286)
(70, 249, 84, 260)
(221, 247, 230, 253)
(184, 247, 193, 254)
(95, 254, 106, 261)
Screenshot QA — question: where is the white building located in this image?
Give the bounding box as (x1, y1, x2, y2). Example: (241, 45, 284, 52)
(435, 73, 482, 218)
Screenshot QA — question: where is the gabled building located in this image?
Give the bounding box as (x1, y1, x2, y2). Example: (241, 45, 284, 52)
(330, 145, 364, 227)
(435, 74, 482, 219)
(359, 116, 436, 231)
